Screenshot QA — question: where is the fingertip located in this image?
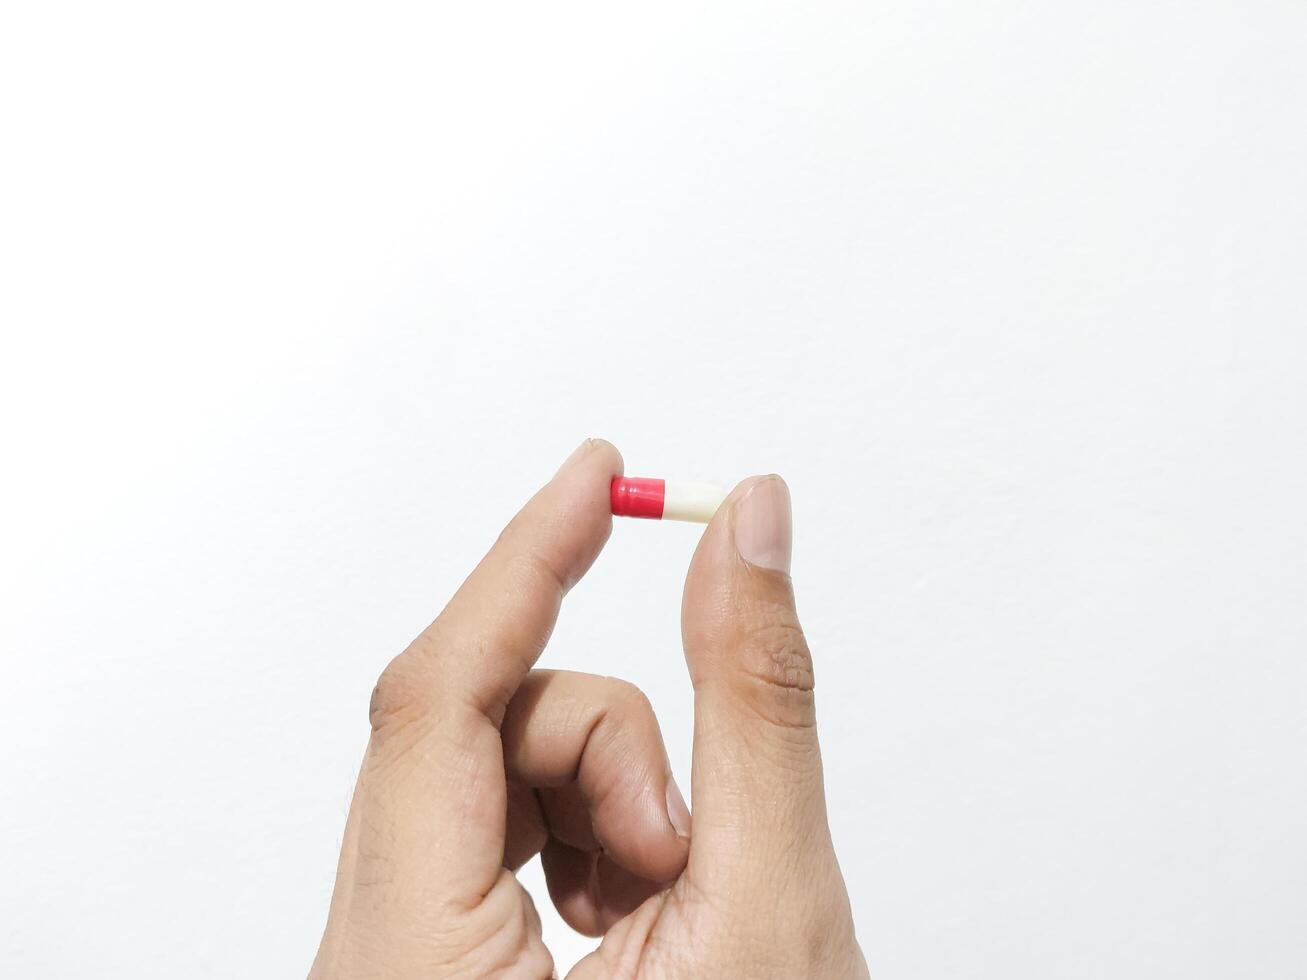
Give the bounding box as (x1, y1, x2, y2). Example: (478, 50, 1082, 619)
(554, 437, 624, 481)
(514, 439, 624, 592)
(411, 444, 626, 720)
(589, 764, 691, 885)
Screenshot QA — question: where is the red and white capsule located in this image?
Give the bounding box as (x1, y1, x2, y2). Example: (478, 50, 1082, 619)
(610, 477, 727, 523)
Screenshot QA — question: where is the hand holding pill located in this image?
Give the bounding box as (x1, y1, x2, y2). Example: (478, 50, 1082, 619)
(309, 440, 868, 980)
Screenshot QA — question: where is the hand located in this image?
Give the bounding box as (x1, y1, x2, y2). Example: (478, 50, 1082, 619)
(309, 440, 868, 979)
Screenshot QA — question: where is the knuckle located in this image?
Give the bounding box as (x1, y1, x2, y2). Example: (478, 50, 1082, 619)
(368, 639, 445, 736)
(606, 677, 655, 718)
(588, 678, 655, 765)
(740, 619, 816, 693)
(506, 545, 569, 603)
(735, 619, 817, 730)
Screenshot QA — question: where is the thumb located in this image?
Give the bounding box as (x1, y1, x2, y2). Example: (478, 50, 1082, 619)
(680, 475, 833, 882)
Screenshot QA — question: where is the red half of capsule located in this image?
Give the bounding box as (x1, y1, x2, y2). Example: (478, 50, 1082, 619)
(610, 476, 665, 519)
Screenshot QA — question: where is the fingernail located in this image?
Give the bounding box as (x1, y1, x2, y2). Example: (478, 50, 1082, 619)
(554, 439, 593, 476)
(666, 776, 691, 839)
(733, 476, 792, 573)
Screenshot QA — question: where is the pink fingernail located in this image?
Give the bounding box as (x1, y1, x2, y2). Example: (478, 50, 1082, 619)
(733, 476, 792, 573)
(666, 776, 691, 839)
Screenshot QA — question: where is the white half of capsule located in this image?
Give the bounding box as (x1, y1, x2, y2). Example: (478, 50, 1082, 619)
(662, 481, 728, 523)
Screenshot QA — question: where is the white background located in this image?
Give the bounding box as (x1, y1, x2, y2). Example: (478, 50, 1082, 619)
(2, 2, 1305, 977)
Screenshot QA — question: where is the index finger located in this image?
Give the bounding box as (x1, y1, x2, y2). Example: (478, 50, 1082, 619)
(321, 440, 623, 934)
(372, 438, 623, 730)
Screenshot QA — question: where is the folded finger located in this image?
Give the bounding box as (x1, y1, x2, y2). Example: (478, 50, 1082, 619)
(501, 669, 690, 886)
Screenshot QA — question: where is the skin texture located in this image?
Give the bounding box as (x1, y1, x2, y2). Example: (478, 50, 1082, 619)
(309, 440, 868, 979)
